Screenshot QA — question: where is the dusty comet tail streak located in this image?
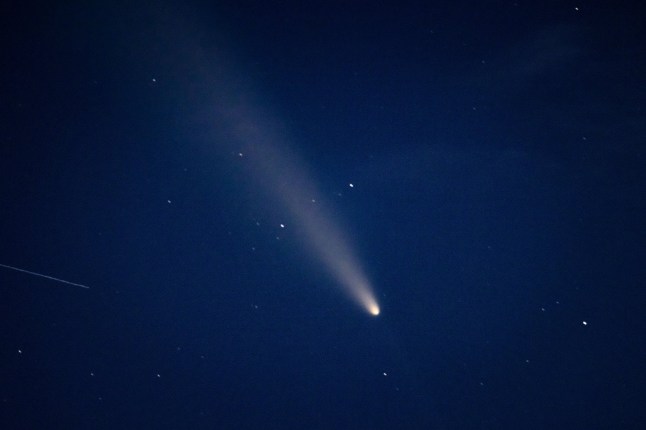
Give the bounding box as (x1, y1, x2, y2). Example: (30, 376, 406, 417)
(144, 9, 379, 315)
(230, 111, 380, 316)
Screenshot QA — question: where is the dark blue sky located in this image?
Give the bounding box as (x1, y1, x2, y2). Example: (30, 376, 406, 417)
(1, 1, 644, 428)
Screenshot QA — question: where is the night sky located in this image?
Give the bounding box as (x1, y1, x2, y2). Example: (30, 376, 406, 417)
(1, 1, 645, 428)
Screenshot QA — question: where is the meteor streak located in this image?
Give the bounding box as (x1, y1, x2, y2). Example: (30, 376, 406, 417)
(0, 263, 90, 289)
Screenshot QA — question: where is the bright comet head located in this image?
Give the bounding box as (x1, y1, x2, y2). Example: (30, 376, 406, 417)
(368, 303, 380, 316)
(359, 290, 380, 316)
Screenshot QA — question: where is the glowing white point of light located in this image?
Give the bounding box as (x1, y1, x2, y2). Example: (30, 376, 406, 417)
(280, 223, 285, 228)
(349, 183, 354, 188)
(156, 374, 161, 378)
(582, 321, 587, 326)
(368, 303, 380, 316)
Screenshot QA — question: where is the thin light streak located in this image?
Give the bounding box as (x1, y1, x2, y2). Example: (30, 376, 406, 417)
(0, 263, 90, 289)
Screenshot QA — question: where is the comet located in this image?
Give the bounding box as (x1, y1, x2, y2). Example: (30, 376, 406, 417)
(227, 108, 380, 316)
(139, 7, 380, 315)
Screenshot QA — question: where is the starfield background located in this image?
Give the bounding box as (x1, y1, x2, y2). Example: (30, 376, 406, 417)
(1, 1, 644, 428)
